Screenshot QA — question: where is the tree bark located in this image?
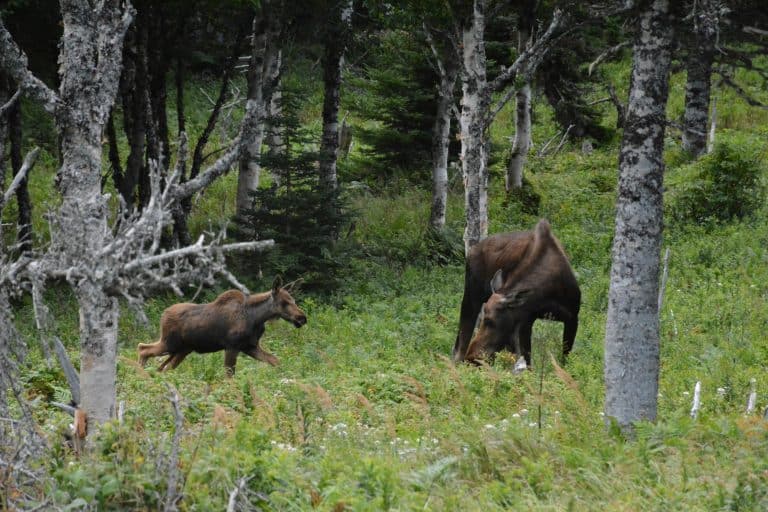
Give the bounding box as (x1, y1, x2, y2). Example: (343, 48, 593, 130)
(506, 0, 535, 192)
(604, 0, 673, 434)
(8, 98, 31, 253)
(237, 7, 281, 215)
(681, 0, 718, 158)
(318, 0, 353, 191)
(426, 29, 459, 231)
(54, 0, 132, 429)
(460, 0, 490, 254)
(506, 82, 531, 191)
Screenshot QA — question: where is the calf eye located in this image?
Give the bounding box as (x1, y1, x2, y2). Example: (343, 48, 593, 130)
(484, 319, 495, 328)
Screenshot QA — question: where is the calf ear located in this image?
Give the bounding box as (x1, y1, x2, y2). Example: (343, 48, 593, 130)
(490, 269, 504, 293)
(272, 275, 283, 294)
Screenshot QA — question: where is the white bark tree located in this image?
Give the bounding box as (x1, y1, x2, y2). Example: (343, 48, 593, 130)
(0, 4, 273, 434)
(604, 0, 674, 434)
(457, 0, 564, 254)
(318, 0, 353, 191)
(424, 24, 459, 231)
(506, 0, 537, 191)
(681, 0, 722, 158)
(237, 2, 283, 216)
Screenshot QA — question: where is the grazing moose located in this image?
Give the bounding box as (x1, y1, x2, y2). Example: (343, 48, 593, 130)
(453, 219, 580, 365)
(138, 277, 306, 376)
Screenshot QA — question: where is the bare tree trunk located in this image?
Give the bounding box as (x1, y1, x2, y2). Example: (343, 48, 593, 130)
(237, 7, 281, 215)
(424, 24, 459, 231)
(53, 0, 132, 429)
(506, 82, 531, 191)
(460, 0, 490, 254)
(681, 0, 719, 159)
(506, 0, 536, 192)
(318, 0, 353, 191)
(604, 0, 673, 434)
(265, 50, 283, 160)
(8, 97, 32, 252)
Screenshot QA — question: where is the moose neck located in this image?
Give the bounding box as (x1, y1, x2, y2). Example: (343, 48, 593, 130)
(246, 291, 278, 322)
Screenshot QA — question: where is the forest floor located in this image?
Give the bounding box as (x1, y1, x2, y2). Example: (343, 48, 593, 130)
(10, 62, 768, 510)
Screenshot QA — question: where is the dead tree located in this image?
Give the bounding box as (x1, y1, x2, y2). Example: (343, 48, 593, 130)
(0, 4, 274, 437)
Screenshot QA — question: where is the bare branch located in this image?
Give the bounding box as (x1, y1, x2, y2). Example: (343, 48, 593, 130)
(743, 25, 768, 37)
(719, 73, 768, 110)
(172, 134, 241, 200)
(588, 41, 630, 76)
(52, 336, 80, 405)
(2, 147, 39, 207)
(0, 87, 21, 117)
(0, 18, 59, 112)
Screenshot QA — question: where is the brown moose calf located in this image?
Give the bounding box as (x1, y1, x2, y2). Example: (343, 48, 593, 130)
(138, 277, 306, 376)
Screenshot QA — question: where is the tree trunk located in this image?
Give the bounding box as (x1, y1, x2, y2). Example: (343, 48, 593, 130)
(604, 0, 673, 434)
(506, 82, 531, 191)
(237, 8, 281, 215)
(318, 0, 353, 191)
(119, 16, 148, 208)
(55, 0, 131, 429)
(459, 0, 490, 254)
(265, 50, 284, 160)
(8, 98, 32, 253)
(681, 0, 718, 158)
(506, 0, 535, 192)
(429, 47, 458, 231)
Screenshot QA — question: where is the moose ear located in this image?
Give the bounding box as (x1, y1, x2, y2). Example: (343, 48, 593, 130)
(284, 277, 303, 293)
(505, 289, 530, 307)
(490, 269, 505, 294)
(272, 275, 283, 294)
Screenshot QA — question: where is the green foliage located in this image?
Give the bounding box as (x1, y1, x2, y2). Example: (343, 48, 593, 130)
(345, 30, 442, 184)
(233, 83, 355, 290)
(667, 135, 767, 224)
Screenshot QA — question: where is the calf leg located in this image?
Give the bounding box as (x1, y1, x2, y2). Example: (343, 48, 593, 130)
(138, 340, 168, 367)
(243, 346, 280, 367)
(159, 349, 192, 371)
(224, 349, 239, 377)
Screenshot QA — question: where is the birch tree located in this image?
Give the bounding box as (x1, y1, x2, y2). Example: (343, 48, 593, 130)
(456, 0, 564, 254)
(604, 0, 674, 433)
(506, 0, 537, 192)
(681, 0, 722, 158)
(318, 0, 353, 191)
(424, 23, 459, 231)
(237, 1, 283, 216)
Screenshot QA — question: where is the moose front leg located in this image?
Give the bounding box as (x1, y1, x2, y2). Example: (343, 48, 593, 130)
(243, 345, 280, 367)
(224, 349, 239, 377)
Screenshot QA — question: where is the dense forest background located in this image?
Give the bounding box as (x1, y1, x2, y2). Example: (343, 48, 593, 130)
(2, 0, 768, 509)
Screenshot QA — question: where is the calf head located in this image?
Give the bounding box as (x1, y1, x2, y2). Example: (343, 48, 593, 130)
(465, 270, 530, 363)
(271, 276, 307, 327)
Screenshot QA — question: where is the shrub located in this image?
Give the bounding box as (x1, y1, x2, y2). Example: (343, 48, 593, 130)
(667, 136, 766, 224)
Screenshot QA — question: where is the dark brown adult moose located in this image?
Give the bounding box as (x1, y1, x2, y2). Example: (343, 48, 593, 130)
(453, 219, 580, 365)
(138, 277, 306, 376)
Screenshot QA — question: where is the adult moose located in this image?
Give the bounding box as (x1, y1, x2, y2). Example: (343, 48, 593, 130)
(453, 219, 580, 365)
(138, 277, 306, 376)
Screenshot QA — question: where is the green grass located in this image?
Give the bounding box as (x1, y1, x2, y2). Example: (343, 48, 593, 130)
(10, 62, 768, 510)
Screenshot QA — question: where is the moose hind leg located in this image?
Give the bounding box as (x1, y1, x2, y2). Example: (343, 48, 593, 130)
(138, 340, 168, 367)
(159, 349, 192, 371)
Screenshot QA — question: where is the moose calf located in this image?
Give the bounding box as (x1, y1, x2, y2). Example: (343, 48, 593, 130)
(138, 277, 306, 376)
(454, 219, 580, 365)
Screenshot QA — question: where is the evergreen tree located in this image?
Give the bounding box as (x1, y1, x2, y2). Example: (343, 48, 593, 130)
(234, 82, 354, 290)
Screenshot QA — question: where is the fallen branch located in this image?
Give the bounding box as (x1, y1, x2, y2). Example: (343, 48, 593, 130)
(0, 87, 21, 117)
(690, 381, 702, 419)
(2, 147, 39, 206)
(588, 41, 630, 76)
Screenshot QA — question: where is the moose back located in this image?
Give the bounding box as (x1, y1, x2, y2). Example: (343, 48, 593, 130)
(453, 219, 580, 365)
(138, 277, 306, 375)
